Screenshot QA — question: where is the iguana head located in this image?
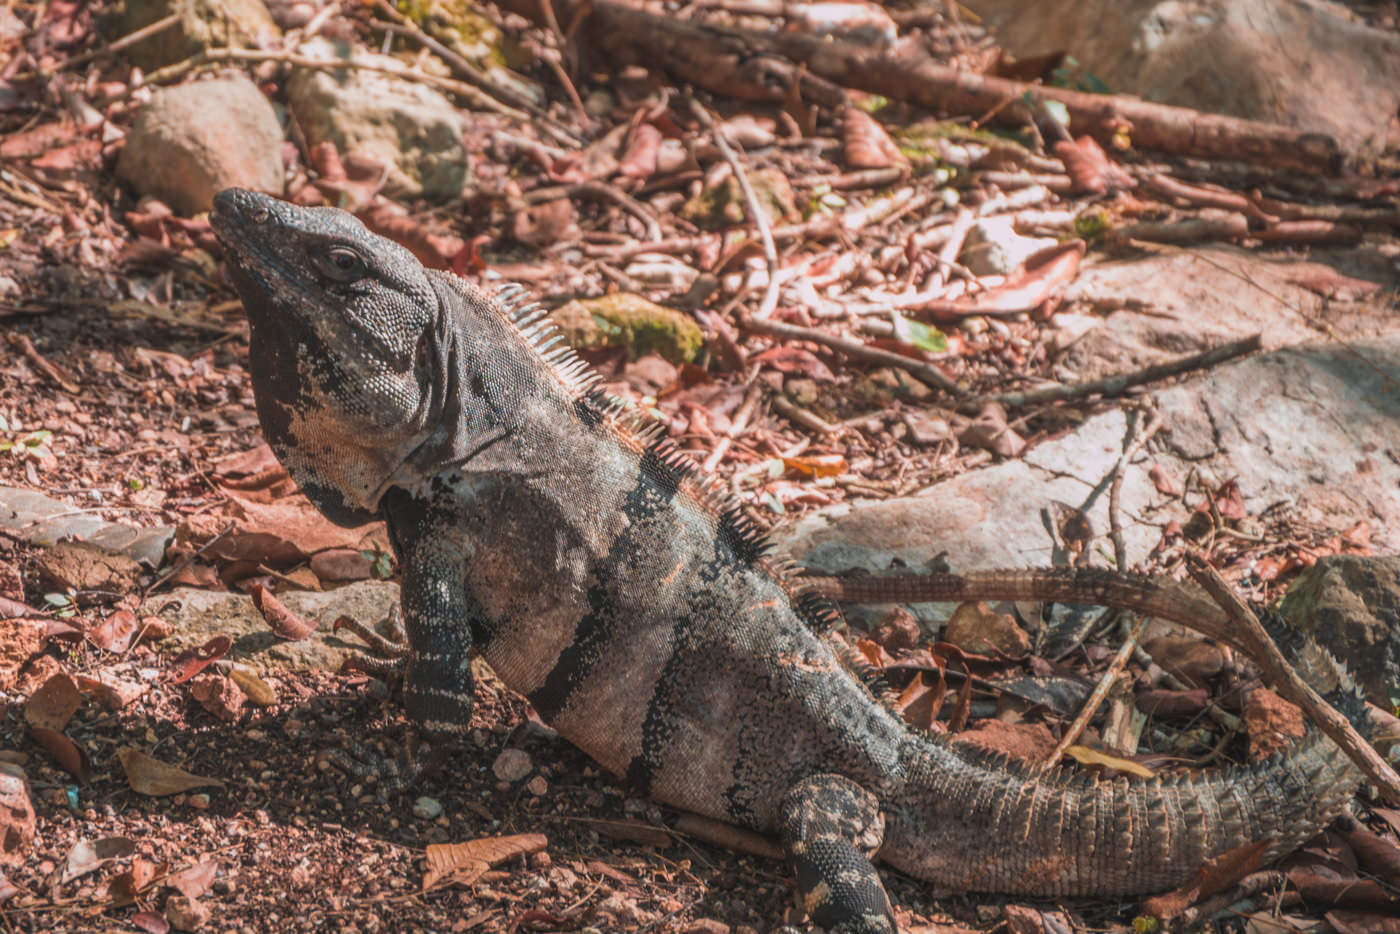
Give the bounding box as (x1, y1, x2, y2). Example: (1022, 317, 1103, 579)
(211, 188, 445, 524)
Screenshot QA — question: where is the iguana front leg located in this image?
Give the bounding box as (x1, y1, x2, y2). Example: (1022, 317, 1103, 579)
(781, 774, 897, 934)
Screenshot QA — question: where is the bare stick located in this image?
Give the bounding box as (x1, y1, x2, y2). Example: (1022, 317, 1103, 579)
(969, 334, 1261, 410)
(1108, 407, 1163, 569)
(741, 314, 963, 397)
(1043, 616, 1147, 770)
(689, 98, 782, 322)
(1186, 555, 1400, 806)
(702, 377, 764, 473)
(45, 12, 180, 75)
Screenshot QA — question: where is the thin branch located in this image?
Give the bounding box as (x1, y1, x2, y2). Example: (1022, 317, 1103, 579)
(1108, 406, 1163, 569)
(45, 12, 180, 75)
(1043, 616, 1147, 770)
(1186, 555, 1400, 807)
(701, 377, 764, 473)
(741, 314, 964, 398)
(688, 98, 782, 321)
(970, 334, 1261, 410)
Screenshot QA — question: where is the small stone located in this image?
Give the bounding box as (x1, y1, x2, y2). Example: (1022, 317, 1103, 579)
(525, 775, 548, 796)
(683, 921, 731, 934)
(491, 748, 532, 783)
(902, 411, 952, 446)
(188, 793, 211, 810)
(869, 607, 921, 653)
(412, 796, 443, 820)
(188, 673, 247, 722)
(0, 765, 36, 867)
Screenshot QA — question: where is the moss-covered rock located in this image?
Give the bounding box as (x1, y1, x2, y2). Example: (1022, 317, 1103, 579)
(551, 294, 703, 364)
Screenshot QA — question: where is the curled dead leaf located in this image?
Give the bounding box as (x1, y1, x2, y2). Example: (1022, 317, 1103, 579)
(1063, 745, 1155, 778)
(169, 635, 231, 684)
(249, 583, 316, 640)
(87, 609, 139, 653)
(422, 834, 548, 892)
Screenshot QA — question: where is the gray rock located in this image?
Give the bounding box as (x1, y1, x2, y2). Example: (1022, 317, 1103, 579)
(149, 580, 400, 672)
(1058, 248, 1396, 382)
(779, 336, 1400, 621)
(117, 76, 284, 216)
(966, 0, 1400, 152)
(1277, 555, 1400, 708)
(0, 486, 172, 567)
(287, 38, 467, 201)
(113, 0, 280, 73)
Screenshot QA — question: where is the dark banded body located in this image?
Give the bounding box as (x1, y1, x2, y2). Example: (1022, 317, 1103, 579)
(211, 188, 1368, 934)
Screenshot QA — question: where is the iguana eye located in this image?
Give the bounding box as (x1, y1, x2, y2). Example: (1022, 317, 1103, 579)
(314, 246, 367, 283)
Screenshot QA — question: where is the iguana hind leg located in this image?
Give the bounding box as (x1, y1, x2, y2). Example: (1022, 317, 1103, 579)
(780, 774, 897, 934)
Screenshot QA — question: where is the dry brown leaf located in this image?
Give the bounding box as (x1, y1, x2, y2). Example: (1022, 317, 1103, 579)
(782, 454, 847, 478)
(842, 107, 907, 170)
(249, 583, 317, 640)
(59, 836, 136, 884)
(618, 123, 662, 180)
(165, 859, 219, 900)
(1140, 838, 1269, 921)
(422, 834, 547, 892)
(1343, 824, 1400, 887)
(116, 748, 224, 796)
(169, 635, 231, 684)
(588, 818, 673, 848)
(88, 609, 139, 653)
(227, 665, 277, 706)
(1063, 745, 1155, 778)
(23, 672, 81, 732)
(0, 765, 36, 867)
(27, 726, 91, 783)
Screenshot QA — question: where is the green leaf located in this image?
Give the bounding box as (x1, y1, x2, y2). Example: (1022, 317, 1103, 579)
(22, 430, 51, 447)
(890, 312, 948, 353)
(44, 593, 72, 608)
(857, 95, 889, 114)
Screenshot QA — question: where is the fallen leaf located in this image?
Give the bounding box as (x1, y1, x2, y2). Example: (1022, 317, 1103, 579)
(1327, 911, 1400, 934)
(618, 123, 662, 180)
(782, 454, 847, 478)
(60, 836, 137, 884)
(75, 672, 146, 710)
(588, 818, 673, 848)
(27, 726, 91, 782)
(165, 859, 218, 899)
(842, 107, 907, 170)
(1053, 136, 1133, 195)
(88, 609, 140, 653)
(249, 584, 317, 640)
(169, 636, 231, 684)
(107, 857, 167, 906)
(1343, 824, 1400, 887)
(1140, 838, 1269, 920)
(130, 911, 170, 934)
(227, 665, 277, 706)
(116, 748, 224, 796)
(24, 672, 81, 731)
(1063, 745, 1155, 778)
(753, 346, 835, 381)
(422, 834, 548, 892)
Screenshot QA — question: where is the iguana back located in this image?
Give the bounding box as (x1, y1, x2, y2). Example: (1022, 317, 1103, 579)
(210, 188, 1366, 933)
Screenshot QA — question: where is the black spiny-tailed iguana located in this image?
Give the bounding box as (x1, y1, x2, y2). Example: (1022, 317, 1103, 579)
(210, 187, 1368, 934)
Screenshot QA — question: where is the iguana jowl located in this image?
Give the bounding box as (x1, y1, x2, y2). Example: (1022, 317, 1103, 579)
(210, 188, 1367, 933)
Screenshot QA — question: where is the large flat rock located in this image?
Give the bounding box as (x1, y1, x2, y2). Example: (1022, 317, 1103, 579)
(780, 336, 1400, 579)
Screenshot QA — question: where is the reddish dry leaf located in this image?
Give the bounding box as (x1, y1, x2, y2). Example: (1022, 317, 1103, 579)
(422, 834, 548, 892)
(23, 672, 81, 731)
(169, 636, 232, 684)
(752, 346, 835, 381)
(165, 859, 219, 899)
(249, 583, 317, 640)
(1372, 808, 1400, 839)
(1149, 462, 1182, 496)
(618, 123, 662, 179)
(1343, 824, 1400, 887)
(1286, 869, 1395, 908)
(27, 726, 91, 783)
(1243, 687, 1306, 761)
(1003, 904, 1071, 934)
(117, 748, 225, 796)
(842, 107, 907, 170)
(357, 202, 463, 270)
(88, 609, 139, 653)
(1140, 838, 1270, 920)
(1135, 687, 1208, 718)
(1341, 520, 1372, 551)
(0, 871, 22, 905)
(1327, 910, 1400, 934)
(1052, 136, 1133, 195)
(60, 836, 137, 884)
(107, 857, 167, 906)
(1063, 745, 1155, 778)
(1141, 636, 1226, 686)
(130, 911, 171, 934)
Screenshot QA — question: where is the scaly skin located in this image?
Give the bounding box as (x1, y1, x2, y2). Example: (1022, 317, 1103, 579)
(210, 188, 1365, 933)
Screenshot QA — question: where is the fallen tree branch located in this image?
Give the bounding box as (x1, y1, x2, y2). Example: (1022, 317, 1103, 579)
(1186, 555, 1400, 807)
(498, 0, 1345, 172)
(968, 334, 1262, 410)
